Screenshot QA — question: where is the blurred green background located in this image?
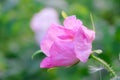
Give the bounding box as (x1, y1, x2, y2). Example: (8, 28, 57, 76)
(0, 0, 120, 80)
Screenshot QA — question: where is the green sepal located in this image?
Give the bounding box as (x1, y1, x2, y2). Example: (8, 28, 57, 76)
(32, 50, 43, 59)
(92, 49, 103, 54)
(47, 68, 57, 72)
(61, 11, 68, 19)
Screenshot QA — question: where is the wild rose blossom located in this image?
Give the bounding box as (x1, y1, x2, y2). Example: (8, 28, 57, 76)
(30, 8, 60, 44)
(40, 16, 95, 68)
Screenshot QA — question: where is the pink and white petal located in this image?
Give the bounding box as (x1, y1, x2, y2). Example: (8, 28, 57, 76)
(40, 24, 74, 56)
(63, 15, 82, 31)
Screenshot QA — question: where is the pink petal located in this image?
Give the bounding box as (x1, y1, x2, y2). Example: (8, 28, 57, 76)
(81, 26, 95, 42)
(63, 16, 82, 31)
(40, 24, 74, 56)
(74, 26, 95, 62)
(40, 41, 79, 68)
(40, 57, 54, 68)
(50, 41, 79, 67)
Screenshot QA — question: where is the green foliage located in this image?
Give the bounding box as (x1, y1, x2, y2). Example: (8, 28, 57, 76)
(0, 0, 120, 80)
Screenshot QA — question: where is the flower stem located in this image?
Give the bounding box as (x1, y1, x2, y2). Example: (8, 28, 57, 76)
(91, 54, 116, 77)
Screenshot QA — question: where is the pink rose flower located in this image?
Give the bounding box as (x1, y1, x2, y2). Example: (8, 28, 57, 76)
(40, 16, 95, 68)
